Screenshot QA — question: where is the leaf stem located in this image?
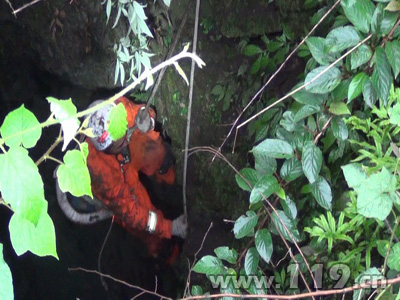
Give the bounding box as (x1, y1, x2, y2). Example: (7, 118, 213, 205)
(382, 216, 400, 275)
(36, 130, 63, 166)
(44, 155, 64, 165)
(0, 142, 7, 154)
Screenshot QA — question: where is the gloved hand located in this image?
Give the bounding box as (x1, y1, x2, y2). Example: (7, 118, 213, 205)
(172, 215, 187, 238)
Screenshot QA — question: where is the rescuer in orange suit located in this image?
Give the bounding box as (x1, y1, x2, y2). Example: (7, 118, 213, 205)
(86, 96, 187, 261)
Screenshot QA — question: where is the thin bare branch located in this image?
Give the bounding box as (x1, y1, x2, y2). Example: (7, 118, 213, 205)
(183, 222, 213, 298)
(68, 267, 172, 300)
(12, 0, 42, 15)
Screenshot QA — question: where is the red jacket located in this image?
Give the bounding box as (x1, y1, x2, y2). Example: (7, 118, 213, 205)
(87, 97, 174, 239)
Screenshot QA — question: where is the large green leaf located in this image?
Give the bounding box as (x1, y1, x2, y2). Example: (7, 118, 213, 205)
(362, 78, 378, 108)
(306, 37, 335, 65)
(250, 175, 280, 204)
(341, 0, 375, 33)
(107, 103, 128, 141)
(0, 105, 41, 149)
(243, 45, 263, 56)
(9, 203, 58, 259)
(235, 168, 260, 192)
(310, 176, 332, 210)
(302, 142, 322, 184)
(348, 72, 368, 102)
(244, 247, 259, 275)
(193, 255, 226, 275)
(0, 147, 45, 225)
(255, 229, 273, 263)
(280, 158, 303, 182)
(389, 103, 400, 125)
(293, 105, 321, 123)
(271, 210, 300, 242)
(252, 139, 294, 159)
(385, 40, 400, 79)
(325, 26, 361, 53)
(351, 44, 373, 70)
(0, 244, 13, 300)
(331, 117, 349, 140)
(305, 66, 342, 94)
(371, 46, 393, 106)
(388, 243, 400, 271)
(47, 97, 80, 151)
(253, 152, 277, 176)
(329, 102, 351, 115)
(291, 87, 325, 105)
(357, 167, 396, 220)
(214, 247, 238, 264)
(57, 149, 93, 198)
(342, 163, 368, 190)
(234, 211, 259, 239)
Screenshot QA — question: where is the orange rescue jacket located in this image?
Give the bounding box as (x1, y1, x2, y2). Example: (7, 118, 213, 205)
(87, 97, 174, 239)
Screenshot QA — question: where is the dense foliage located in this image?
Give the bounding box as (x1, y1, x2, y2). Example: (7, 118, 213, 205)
(190, 0, 400, 299)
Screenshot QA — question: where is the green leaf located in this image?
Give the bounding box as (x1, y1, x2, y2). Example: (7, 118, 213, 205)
(306, 37, 335, 65)
(57, 149, 93, 198)
(0, 147, 45, 225)
(341, 0, 375, 33)
(244, 247, 259, 275)
(214, 247, 238, 264)
(351, 44, 373, 70)
(253, 152, 277, 176)
(389, 103, 400, 125)
(348, 72, 368, 102)
(385, 0, 400, 11)
(0, 244, 13, 300)
(0, 105, 42, 149)
(191, 286, 203, 296)
(325, 26, 361, 53)
(305, 66, 342, 94)
(310, 176, 332, 210)
(107, 103, 128, 141)
(363, 78, 378, 108)
(271, 210, 301, 242)
(234, 211, 258, 239)
(280, 158, 303, 182)
(252, 139, 294, 159)
(250, 56, 262, 74)
(371, 46, 393, 106)
(293, 105, 321, 123)
(380, 10, 399, 36)
(331, 117, 349, 140)
(385, 40, 400, 79)
(162, 0, 171, 7)
(331, 79, 351, 102)
(292, 86, 325, 105)
(235, 168, 259, 192)
(250, 175, 280, 204)
(281, 196, 297, 220)
(353, 268, 384, 300)
(357, 167, 396, 220)
(329, 102, 351, 115)
(47, 97, 80, 151)
(193, 255, 226, 275)
(243, 45, 263, 56)
(388, 243, 400, 271)
(255, 229, 273, 263)
(302, 142, 322, 184)
(9, 203, 58, 259)
(342, 163, 368, 190)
